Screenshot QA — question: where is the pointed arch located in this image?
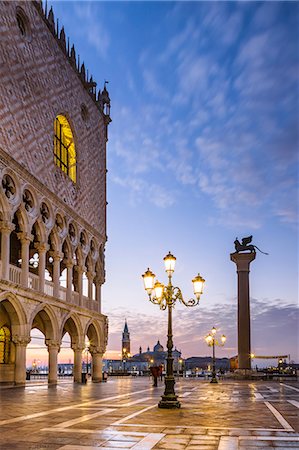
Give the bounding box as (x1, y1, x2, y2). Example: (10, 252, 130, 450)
(61, 313, 83, 346)
(29, 304, 59, 341)
(84, 319, 101, 348)
(0, 291, 27, 327)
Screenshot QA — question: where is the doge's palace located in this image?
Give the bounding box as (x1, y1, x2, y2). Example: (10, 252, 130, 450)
(0, 1, 111, 385)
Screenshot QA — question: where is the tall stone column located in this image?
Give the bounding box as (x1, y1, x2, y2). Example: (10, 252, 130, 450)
(86, 271, 95, 301)
(75, 265, 84, 306)
(94, 278, 102, 313)
(52, 252, 63, 298)
(72, 344, 84, 383)
(35, 243, 49, 293)
(230, 252, 256, 371)
(17, 232, 32, 287)
(90, 347, 104, 382)
(12, 336, 30, 385)
(66, 260, 73, 303)
(46, 340, 60, 384)
(0, 221, 15, 280)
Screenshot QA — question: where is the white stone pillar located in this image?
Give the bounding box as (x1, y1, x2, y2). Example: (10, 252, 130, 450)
(94, 278, 102, 313)
(17, 233, 32, 287)
(35, 243, 49, 293)
(72, 344, 84, 383)
(90, 347, 104, 382)
(86, 271, 95, 301)
(66, 260, 73, 303)
(0, 221, 15, 280)
(46, 340, 60, 384)
(52, 252, 63, 298)
(75, 265, 84, 306)
(13, 336, 30, 385)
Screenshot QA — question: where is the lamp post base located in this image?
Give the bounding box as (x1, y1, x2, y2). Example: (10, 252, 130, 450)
(158, 395, 181, 409)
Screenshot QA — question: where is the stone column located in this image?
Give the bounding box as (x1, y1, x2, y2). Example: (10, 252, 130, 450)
(65, 260, 74, 303)
(35, 243, 49, 293)
(86, 271, 95, 301)
(230, 252, 256, 371)
(12, 336, 30, 385)
(17, 233, 32, 287)
(75, 265, 84, 306)
(46, 340, 60, 384)
(0, 221, 15, 280)
(90, 347, 104, 382)
(72, 344, 84, 383)
(52, 252, 63, 298)
(94, 278, 102, 313)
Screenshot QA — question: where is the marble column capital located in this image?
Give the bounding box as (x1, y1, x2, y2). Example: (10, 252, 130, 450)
(89, 345, 104, 356)
(86, 271, 96, 281)
(74, 265, 86, 275)
(12, 335, 31, 346)
(17, 232, 33, 244)
(0, 220, 15, 233)
(64, 258, 74, 269)
(49, 250, 64, 261)
(34, 242, 49, 253)
(46, 340, 61, 350)
(71, 343, 85, 352)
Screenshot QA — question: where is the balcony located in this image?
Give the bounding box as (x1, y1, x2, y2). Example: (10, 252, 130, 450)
(0, 261, 99, 313)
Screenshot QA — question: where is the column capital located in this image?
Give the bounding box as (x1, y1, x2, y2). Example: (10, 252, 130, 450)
(49, 250, 64, 261)
(230, 252, 256, 271)
(89, 345, 104, 356)
(71, 343, 85, 352)
(64, 258, 74, 269)
(94, 275, 104, 286)
(12, 335, 31, 346)
(74, 265, 86, 275)
(86, 271, 96, 281)
(17, 232, 33, 244)
(34, 242, 49, 253)
(0, 220, 15, 233)
(46, 339, 61, 350)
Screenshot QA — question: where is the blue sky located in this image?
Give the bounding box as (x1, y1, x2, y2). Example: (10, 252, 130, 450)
(50, 1, 298, 362)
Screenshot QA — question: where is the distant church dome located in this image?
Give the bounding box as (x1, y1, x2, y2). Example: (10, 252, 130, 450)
(153, 340, 164, 352)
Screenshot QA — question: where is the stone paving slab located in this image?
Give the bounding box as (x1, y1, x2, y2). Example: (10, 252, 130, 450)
(0, 378, 298, 449)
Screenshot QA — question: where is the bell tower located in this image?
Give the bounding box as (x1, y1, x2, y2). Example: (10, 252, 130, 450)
(122, 320, 130, 358)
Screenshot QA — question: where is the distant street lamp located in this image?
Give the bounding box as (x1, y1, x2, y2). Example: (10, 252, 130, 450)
(122, 348, 131, 373)
(205, 327, 226, 383)
(142, 251, 205, 409)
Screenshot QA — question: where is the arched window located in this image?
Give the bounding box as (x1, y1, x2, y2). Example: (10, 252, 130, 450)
(0, 326, 11, 364)
(54, 115, 76, 183)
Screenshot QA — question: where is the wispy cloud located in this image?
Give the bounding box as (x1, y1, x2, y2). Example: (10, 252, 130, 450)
(105, 299, 299, 361)
(74, 2, 110, 58)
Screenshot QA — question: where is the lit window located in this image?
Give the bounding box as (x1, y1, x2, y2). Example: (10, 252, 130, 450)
(54, 115, 76, 183)
(0, 326, 11, 364)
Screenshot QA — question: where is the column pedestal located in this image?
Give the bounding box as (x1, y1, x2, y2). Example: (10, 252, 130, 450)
(230, 252, 256, 371)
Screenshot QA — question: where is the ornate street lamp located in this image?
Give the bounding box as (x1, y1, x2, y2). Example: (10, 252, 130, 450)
(205, 327, 226, 383)
(142, 252, 205, 409)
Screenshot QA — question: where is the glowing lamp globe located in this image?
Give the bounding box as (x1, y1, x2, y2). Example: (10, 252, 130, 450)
(164, 251, 176, 274)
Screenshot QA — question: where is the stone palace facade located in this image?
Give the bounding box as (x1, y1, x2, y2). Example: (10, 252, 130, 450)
(0, 1, 111, 384)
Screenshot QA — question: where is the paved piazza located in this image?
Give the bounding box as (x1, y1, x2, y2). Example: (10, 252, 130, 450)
(0, 378, 298, 450)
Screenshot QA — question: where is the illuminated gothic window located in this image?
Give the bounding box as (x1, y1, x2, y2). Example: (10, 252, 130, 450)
(0, 326, 11, 364)
(54, 115, 76, 183)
